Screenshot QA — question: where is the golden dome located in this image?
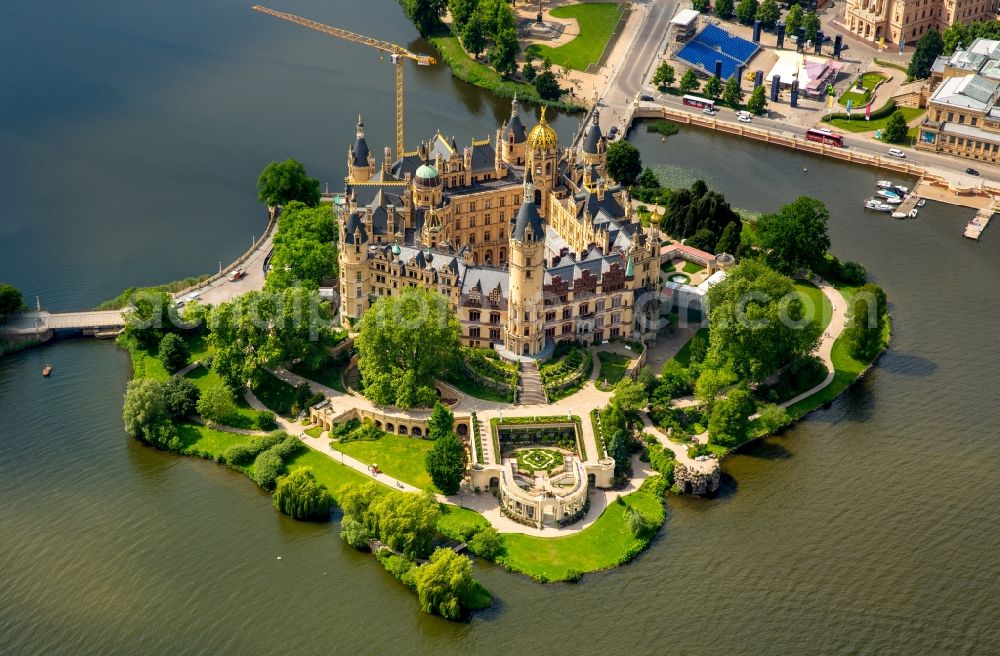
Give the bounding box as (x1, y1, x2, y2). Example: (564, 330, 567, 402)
(527, 106, 558, 150)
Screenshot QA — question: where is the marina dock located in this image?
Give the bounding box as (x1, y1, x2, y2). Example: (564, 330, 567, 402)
(964, 206, 994, 240)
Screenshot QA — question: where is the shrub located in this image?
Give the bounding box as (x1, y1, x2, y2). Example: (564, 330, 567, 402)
(223, 431, 284, 466)
(252, 450, 284, 490)
(467, 526, 506, 560)
(564, 569, 584, 583)
(157, 333, 189, 374)
(196, 383, 239, 425)
(340, 514, 371, 549)
(163, 375, 199, 419)
(625, 506, 658, 538)
(377, 550, 417, 588)
(269, 434, 303, 461)
(272, 467, 332, 519)
(340, 418, 384, 442)
(255, 409, 278, 430)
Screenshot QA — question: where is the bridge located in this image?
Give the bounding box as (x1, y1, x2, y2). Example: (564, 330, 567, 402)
(0, 310, 126, 339)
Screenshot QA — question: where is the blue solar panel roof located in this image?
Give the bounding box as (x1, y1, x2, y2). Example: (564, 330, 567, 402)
(676, 24, 760, 80)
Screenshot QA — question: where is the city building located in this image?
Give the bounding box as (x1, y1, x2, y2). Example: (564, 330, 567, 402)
(917, 38, 1000, 161)
(338, 101, 662, 359)
(842, 0, 999, 46)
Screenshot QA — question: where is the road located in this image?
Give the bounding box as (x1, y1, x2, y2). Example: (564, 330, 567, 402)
(173, 225, 275, 310)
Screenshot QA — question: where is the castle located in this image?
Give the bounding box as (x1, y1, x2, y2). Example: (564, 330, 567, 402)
(337, 100, 661, 359)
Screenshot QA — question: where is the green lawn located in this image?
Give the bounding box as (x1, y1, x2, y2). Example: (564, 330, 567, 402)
(330, 434, 438, 492)
(501, 491, 664, 581)
(838, 72, 886, 107)
(184, 365, 259, 429)
(304, 426, 324, 438)
(429, 34, 582, 111)
(672, 327, 709, 368)
(437, 504, 490, 540)
(826, 106, 925, 133)
(176, 422, 248, 457)
(185, 333, 212, 364)
(682, 261, 704, 274)
(444, 370, 514, 403)
(285, 448, 376, 503)
(596, 351, 632, 390)
(535, 3, 625, 71)
(794, 281, 833, 332)
(251, 370, 300, 416)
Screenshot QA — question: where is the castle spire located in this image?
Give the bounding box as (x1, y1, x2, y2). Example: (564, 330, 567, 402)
(523, 166, 534, 203)
(356, 114, 365, 139)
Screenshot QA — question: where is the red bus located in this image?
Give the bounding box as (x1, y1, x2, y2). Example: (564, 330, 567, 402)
(682, 94, 715, 110)
(805, 128, 845, 147)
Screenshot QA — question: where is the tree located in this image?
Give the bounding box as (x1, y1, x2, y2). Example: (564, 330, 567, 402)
(356, 287, 460, 408)
(606, 140, 643, 187)
(489, 27, 519, 76)
(611, 378, 648, 413)
(843, 283, 888, 362)
(735, 0, 759, 25)
(756, 0, 780, 29)
(715, 221, 742, 254)
(607, 428, 631, 476)
(534, 70, 561, 101)
(399, 0, 448, 36)
(448, 0, 478, 31)
(272, 467, 332, 520)
(784, 4, 804, 39)
(909, 29, 944, 79)
(747, 84, 768, 115)
(626, 506, 658, 538)
(802, 11, 820, 42)
(411, 548, 477, 620)
(0, 283, 24, 323)
(340, 515, 371, 549)
(157, 332, 189, 374)
(692, 0, 710, 12)
(653, 62, 676, 91)
(756, 196, 831, 274)
(196, 383, 238, 425)
(705, 260, 821, 383)
(428, 402, 455, 441)
(478, 0, 516, 33)
(256, 159, 320, 208)
(426, 431, 468, 495)
(662, 180, 741, 241)
(266, 201, 337, 291)
(686, 228, 718, 253)
(521, 62, 537, 81)
(120, 289, 176, 350)
(122, 378, 169, 439)
(708, 385, 755, 447)
(695, 367, 738, 407)
(704, 74, 723, 100)
(637, 167, 661, 189)
(468, 526, 506, 559)
(461, 13, 487, 59)
(723, 75, 744, 108)
(884, 110, 910, 144)
(209, 287, 335, 392)
(679, 69, 700, 94)
(714, 0, 734, 19)
(163, 375, 199, 419)
(758, 402, 791, 433)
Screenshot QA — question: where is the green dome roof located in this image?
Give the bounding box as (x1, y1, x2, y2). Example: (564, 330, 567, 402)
(391, 244, 401, 256)
(415, 163, 438, 179)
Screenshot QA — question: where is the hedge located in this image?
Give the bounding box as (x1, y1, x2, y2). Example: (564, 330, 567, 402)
(823, 99, 896, 122)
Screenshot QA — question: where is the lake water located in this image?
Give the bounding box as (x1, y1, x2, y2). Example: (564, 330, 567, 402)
(2, 1, 999, 653)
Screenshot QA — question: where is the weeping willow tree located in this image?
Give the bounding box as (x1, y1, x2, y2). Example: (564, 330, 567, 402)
(272, 467, 332, 520)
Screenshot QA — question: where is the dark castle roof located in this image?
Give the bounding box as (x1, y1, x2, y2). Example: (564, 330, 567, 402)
(581, 111, 603, 154)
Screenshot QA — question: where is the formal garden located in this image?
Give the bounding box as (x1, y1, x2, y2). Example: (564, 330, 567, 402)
(514, 447, 565, 474)
(539, 341, 592, 400)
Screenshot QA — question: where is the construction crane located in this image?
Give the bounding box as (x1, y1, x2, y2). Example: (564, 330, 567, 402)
(252, 5, 435, 161)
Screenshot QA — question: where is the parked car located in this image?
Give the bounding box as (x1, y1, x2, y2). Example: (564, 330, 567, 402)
(640, 94, 654, 102)
(184, 291, 200, 302)
(228, 268, 245, 282)
(888, 148, 906, 158)
(608, 125, 619, 139)
(703, 107, 717, 116)
(966, 167, 981, 176)
(738, 114, 752, 124)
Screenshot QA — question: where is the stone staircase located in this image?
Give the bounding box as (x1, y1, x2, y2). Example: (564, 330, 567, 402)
(517, 361, 547, 405)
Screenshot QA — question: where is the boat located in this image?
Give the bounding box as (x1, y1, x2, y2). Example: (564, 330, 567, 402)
(876, 189, 900, 200)
(892, 185, 910, 195)
(917, 198, 926, 207)
(892, 211, 907, 219)
(909, 209, 919, 218)
(876, 180, 893, 189)
(42, 364, 52, 377)
(865, 198, 894, 212)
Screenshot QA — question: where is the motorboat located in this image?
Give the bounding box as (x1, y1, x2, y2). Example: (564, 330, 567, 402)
(876, 189, 901, 201)
(892, 211, 907, 219)
(865, 198, 894, 212)
(892, 185, 909, 195)
(909, 209, 919, 218)
(917, 198, 926, 207)
(42, 364, 52, 377)
(876, 180, 893, 189)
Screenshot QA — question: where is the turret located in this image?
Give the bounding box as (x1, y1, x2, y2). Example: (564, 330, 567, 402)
(506, 169, 546, 357)
(580, 109, 607, 169)
(525, 106, 559, 217)
(339, 211, 371, 324)
(348, 115, 376, 183)
(501, 94, 528, 166)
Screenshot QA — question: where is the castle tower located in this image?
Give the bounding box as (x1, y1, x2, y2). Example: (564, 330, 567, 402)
(506, 169, 546, 358)
(580, 109, 607, 170)
(338, 211, 371, 324)
(525, 106, 559, 217)
(347, 115, 376, 183)
(501, 94, 528, 166)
